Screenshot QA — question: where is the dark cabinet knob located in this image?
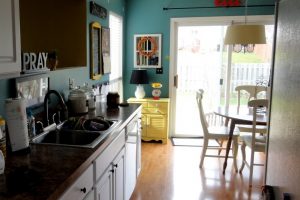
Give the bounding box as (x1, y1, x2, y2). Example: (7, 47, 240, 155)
(80, 187, 87, 193)
(113, 164, 118, 168)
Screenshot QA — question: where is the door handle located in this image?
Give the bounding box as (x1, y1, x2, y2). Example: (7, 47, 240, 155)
(174, 75, 178, 88)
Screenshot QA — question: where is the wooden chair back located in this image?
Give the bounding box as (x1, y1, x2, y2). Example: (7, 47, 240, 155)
(196, 89, 209, 138)
(249, 99, 269, 144)
(235, 85, 268, 113)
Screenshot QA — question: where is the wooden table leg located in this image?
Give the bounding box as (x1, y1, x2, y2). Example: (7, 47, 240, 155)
(223, 119, 236, 174)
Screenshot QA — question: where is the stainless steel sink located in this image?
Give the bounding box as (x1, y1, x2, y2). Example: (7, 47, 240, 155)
(31, 119, 120, 148)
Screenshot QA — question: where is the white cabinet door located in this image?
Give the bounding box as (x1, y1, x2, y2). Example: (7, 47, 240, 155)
(94, 130, 125, 180)
(125, 114, 142, 200)
(113, 148, 125, 200)
(95, 147, 125, 200)
(136, 115, 142, 176)
(95, 167, 114, 200)
(59, 165, 94, 200)
(0, 0, 21, 75)
(125, 140, 136, 200)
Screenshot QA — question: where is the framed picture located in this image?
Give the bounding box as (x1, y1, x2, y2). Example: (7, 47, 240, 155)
(102, 27, 111, 74)
(90, 21, 102, 80)
(134, 34, 161, 68)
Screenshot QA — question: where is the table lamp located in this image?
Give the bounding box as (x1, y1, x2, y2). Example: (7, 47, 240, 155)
(130, 69, 149, 99)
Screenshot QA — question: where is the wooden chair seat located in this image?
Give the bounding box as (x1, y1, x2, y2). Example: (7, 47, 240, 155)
(238, 124, 268, 134)
(207, 126, 239, 139)
(240, 134, 266, 152)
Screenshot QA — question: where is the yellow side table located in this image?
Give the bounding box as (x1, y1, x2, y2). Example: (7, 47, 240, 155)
(127, 98, 170, 144)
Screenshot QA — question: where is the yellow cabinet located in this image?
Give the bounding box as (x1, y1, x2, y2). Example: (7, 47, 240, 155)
(127, 98, 170, 144)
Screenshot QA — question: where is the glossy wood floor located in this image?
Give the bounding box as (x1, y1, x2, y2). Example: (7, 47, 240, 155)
(130, 140, 265, 200)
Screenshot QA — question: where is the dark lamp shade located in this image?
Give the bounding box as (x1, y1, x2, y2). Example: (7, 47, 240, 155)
(130, 69, 149, 84)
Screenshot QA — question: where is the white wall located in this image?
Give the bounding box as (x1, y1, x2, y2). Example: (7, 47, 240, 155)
(266, 0, 300, 199)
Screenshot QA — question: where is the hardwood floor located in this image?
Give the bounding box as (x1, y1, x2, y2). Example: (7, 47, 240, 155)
(130, 140, 265, 200)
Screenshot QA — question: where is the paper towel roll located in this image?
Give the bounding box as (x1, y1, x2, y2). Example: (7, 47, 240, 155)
(5, 98, 29, 152)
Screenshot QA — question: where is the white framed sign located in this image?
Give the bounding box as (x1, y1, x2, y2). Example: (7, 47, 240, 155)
(134, 34, 161, 68)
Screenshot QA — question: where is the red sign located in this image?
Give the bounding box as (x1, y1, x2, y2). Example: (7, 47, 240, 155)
(214, 0, 241, 7)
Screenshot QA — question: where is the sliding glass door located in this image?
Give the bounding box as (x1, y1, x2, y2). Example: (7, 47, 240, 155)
(169, 16, 274, 138)
(173, 25, 225, 137)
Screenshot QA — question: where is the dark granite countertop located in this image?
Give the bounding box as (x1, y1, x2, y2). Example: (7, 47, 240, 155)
(0, 103, 141, 200)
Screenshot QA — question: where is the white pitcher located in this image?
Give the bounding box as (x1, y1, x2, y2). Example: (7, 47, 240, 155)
(0, 150, 4, 174)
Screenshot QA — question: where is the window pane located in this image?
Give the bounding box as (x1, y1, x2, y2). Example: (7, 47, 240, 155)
(109, 12, 123, 100)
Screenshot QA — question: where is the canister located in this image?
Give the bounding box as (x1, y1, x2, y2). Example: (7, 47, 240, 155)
(107, 92, 120, 109)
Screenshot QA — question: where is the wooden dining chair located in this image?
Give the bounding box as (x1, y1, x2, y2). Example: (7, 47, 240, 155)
(196, 89, 239, 171)
(235, 85, 268, 114)
(235, 85, 268, 134)
(239, 99, 269, 187)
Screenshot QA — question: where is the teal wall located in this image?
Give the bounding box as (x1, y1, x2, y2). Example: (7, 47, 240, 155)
(0, 0, 125, 117)
(123, 0, 275, 100)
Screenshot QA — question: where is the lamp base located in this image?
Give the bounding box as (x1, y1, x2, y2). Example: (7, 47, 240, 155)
(135, 85, 145, 99)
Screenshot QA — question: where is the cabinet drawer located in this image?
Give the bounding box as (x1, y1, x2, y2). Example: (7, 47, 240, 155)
(59, 164, 93, 200)
(148, 101, 168, 108)
(94, 130, 125, 181)
(144, 102, 168, 114)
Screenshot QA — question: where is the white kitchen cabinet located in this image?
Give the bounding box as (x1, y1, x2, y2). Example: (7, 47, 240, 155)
(136, 114, 142, 176)
(113, 147, 125, 200)
(0, 0, 21, 77)
(94, 130, 126, 200)
(95, 147, 125, 200)
(125, 113, 142, 200)
(59, 164, 94, 200)
(95, 165, 113, 200)
(125, 136, 136, 200)
(94, 130, 125, 180)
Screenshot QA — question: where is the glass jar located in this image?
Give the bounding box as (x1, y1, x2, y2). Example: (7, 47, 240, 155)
(82, 83, 96, 110)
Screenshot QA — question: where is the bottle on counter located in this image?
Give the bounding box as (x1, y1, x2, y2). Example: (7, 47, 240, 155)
(26, 110, 36, 139)
(82, 83, 96, 110)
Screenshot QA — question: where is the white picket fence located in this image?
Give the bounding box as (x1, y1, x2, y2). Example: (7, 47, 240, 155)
(177, 62, 270, 93)
(231, 63, 270, 93)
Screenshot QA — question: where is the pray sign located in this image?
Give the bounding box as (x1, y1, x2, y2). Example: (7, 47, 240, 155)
(214, 0, 241, 7)
(21, 52, 48, 73)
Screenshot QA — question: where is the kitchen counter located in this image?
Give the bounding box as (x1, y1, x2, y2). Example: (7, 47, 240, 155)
(0, 103, 141, 200)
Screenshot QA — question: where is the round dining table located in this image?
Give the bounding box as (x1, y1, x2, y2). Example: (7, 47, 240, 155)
(214, 106, 268, 174)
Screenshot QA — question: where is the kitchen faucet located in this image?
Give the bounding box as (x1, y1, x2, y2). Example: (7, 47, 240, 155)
(44, 90, 68, 126)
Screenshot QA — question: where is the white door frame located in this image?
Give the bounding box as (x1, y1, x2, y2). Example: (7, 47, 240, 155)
(169, 15, 274, 137)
